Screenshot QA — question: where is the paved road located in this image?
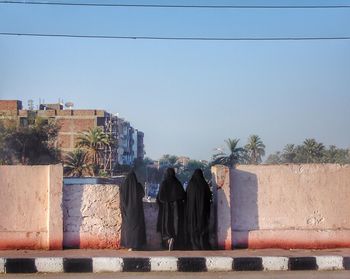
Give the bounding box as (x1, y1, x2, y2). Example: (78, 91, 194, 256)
(1, 272, 350, 279)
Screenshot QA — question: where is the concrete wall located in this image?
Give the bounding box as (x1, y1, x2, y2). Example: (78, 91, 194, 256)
(144, 201, 162, 250)
(63, 184, 161, 250)
(212, 164, 350, 249)
(0, 165, 63, 250)
(63, 184, 121, 249)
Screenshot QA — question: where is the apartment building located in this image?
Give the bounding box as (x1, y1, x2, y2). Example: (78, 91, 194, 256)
(0, 100, 145, 167)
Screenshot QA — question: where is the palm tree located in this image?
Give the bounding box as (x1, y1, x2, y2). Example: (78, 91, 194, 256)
(213, 138, 246, 166)
(303, 138, 325, 163)
(245, 135, 266, 164)
(76, 127, 110, 176)
(64, 149, 92, 177)
(282, 144, 296, 163)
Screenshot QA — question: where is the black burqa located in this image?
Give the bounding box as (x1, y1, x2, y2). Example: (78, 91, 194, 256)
(120, 171, 146, 249)
(156, 168, 186, 249)
(186, 169, 212, 250)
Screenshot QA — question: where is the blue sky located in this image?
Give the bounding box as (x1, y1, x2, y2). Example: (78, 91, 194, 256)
(1, 0, 349, 160)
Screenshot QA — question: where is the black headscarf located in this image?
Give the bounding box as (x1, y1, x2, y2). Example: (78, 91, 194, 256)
(158, 168, 186, 202)
(186, 169, 212, 250)
(120, 170, 146, 249)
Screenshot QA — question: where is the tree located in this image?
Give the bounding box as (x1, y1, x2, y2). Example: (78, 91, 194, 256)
(322, 145, 350, 164)
(0, 117, 60, 165)
(64, 149, 92, 177)
(281, 144, 297, 163)
(159, 154, 179, 169)
(265, 152, 282, 164)
(245, 135, 266, 164)
(264, 139, 350, 164)
(177, 159, 211, 184)
(302, 138, 325, 163)
(0, 121, 15, 164)
(76, 127, 110, 176)
(212, 138, 247, 166)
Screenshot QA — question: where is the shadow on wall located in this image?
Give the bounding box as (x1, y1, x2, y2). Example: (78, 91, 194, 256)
(211, 165, 232, 250)
(231, 169, 259, 249)
(214, 184, 231, 249)
(143, 201, 162, 250)
(63, 185, 83, 249)
(209, 190, 218, 250)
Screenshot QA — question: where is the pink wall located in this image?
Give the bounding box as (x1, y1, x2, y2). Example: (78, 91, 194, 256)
(5, 163, 348, 251)
(212, 164, 350, 249)
(0, 165, 63, 250)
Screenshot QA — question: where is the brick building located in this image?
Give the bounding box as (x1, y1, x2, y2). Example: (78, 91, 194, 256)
(0, 100, 145, 167)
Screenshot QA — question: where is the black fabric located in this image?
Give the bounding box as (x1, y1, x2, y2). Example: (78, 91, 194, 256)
(120, 170, 146, 249)
(186, 169, 212, 250)
(156, 168, 186, 249)
(158, 168, 186, 202)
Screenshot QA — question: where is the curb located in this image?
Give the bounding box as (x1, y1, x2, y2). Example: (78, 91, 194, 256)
(0, 256, 349, 273)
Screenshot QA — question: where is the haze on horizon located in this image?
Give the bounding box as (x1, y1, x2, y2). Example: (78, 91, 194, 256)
(0, 0, 349, 161)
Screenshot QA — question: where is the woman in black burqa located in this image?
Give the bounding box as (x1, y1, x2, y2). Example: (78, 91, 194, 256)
(186, 169, 212, 250)
(157, 168, 186, 250)
(120, 170, 146, 250)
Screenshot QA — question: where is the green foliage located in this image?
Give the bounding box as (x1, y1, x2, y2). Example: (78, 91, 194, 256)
(302, 138, 325, 163)
(75, 127, 111, 176)
(322, 145, 350, 164)
(266, 139, 350, 165)
(0, 117, 60, 165)
(159, 154, 179, 168)
(281, 144, 297, 163)
(176, 159, 211, 184)
(64, 149, 92, 177)
(0, 121, 14, 164)
(212, 138, 247, 166)
(98, 169, 109, 177)
(245, 135, 266, 164)
(265, 152, 283, 164)
(137, 155, 211, 185)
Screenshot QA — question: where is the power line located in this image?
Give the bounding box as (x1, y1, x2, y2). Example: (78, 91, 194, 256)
(1, 32, 350, 41)
(1, 1, 350, 9)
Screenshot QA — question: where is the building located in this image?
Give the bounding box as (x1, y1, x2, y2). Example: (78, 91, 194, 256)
(0, 100, 145, 168)
(115, 119, 145, 165)
(137, 130, 145, 160)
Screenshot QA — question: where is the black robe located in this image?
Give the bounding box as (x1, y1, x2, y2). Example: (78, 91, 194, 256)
(186, 169, 212, 250)
(156, 168, 186, 250)
(120, 171, 146, 249)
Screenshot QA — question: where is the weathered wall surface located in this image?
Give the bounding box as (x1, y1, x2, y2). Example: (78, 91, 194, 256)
(0, 165, 63, 250)
(212, 164, 350, 249)
(211, 165, 231, 250)
(143, 201, 162, 250)
(63, 184, 121, 249)
(63, 183, 162, 250)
